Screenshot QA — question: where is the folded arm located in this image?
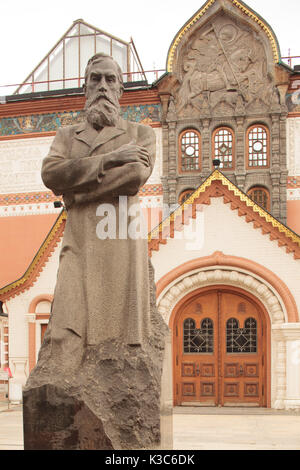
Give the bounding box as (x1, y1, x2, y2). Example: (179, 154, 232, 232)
(69, 161, 151, 205)
(42, 128, 111, 195)
(42, 124, 156, 207)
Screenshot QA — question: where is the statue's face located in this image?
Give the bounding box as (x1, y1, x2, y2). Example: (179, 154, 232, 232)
(84, 57, 122, 128)
(85, 58, 121, 105)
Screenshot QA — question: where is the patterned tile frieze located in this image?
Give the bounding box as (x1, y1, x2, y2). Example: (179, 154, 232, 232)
(287, 176, 300, 188)
(139, 184, 163, 197)
(0, 191, 60, 206)
(0, 203, 62, 217)
(0, 105, 162, 137)
(287, 189, 300, 201)
(0, 185, 163, 207)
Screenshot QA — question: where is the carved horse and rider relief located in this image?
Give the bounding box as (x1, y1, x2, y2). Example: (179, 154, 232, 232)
(175, 18, 279, 115)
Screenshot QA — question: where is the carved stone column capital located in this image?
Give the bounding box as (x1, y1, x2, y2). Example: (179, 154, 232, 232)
(159, 93, 171, 123)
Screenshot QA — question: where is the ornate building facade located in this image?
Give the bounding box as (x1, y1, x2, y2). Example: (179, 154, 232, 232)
(1, 0, 300, 409)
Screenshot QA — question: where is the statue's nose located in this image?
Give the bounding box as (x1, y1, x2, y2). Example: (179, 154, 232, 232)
(98, 77, 107, 92)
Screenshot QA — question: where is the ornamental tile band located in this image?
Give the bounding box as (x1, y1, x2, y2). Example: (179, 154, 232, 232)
(0, 191, 60, 206)
(0, 185, 164, 207)
(287, 177, 300, 189)
(0, 105, 162, 137)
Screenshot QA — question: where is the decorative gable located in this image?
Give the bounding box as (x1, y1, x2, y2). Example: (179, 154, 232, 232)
(148, 170, 300, 258)
(166, 0, 281, 117)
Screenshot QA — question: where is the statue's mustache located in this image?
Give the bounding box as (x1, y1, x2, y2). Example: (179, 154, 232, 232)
(86, 93, 118, 109)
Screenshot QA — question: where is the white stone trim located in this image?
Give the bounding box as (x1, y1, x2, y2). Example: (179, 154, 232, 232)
(35, 320, 49, 363)
(24, 314, 36, 323)
(0, 203, 62, 217)
(287, 188, 300, 201)
(157, 267, 286, 325)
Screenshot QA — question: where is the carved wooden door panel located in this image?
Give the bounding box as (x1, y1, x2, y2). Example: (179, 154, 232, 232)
(220, 292, 264, 406)
(174, 289, 265, 406)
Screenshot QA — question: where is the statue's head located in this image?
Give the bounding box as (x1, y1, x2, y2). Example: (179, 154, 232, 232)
(83, 53, 124, 97)
(83, 53, 124, 128)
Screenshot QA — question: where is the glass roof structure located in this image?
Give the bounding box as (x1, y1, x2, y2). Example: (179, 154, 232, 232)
(14, 19, 146, 94)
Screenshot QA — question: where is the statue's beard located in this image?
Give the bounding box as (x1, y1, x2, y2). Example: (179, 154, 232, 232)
(84, 93, 120, 128)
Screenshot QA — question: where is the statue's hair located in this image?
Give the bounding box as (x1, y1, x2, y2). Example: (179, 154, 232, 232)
(84, 53, 124, 95)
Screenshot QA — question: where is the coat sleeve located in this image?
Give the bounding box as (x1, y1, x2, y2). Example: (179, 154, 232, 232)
(41, 127, 106, 196)
(71, 124, 156, 205)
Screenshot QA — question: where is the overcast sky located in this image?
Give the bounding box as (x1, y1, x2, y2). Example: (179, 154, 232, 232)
(1, 0, 299, 95)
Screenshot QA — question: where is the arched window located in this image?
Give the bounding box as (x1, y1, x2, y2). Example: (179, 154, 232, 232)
(212, 127, 235, 170)
(247, 125, 270, 168)
(178, 129, 201, 173)
(247, 186, 270, 211)
(226, 317, 257, 353)
(178, 189, 194, 205)
(183, 317, 214, 353)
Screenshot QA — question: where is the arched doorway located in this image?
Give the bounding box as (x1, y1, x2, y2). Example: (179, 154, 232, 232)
(173, 287, 267, 407)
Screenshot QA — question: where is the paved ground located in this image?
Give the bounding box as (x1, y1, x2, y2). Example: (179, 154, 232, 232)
(1, 402, 300, 450)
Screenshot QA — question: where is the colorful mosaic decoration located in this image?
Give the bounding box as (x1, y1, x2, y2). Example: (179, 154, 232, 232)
(287, 177, 300, 188)
(121, 105, 161, 124)
(139, 184, 163, 196)
(0, 185, 163, 206)
(0, 105, 161, 136)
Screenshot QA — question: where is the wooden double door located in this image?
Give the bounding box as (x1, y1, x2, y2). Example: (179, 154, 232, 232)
(174, 289, 266, 407)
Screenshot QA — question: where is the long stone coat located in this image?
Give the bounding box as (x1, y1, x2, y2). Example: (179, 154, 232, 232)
(41, 117, 156, 346)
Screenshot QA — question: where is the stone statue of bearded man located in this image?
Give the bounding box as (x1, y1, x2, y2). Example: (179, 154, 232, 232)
(23, 53, 171, 451)
(41, 53, 157, 362)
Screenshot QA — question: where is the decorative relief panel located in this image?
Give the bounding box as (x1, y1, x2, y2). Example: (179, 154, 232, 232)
(245, 364, 258, 377)
(174, 15, 279, 117)
(0, 137, 54, 194)
(181, 362, 196, 377)
(287, 118, 300, 176)
(200, 364, 215, 377)
(182, 382, 196, 397)
(224, 363, 239, 378)
(200, 382, 215, 397)
(244, 383, 259, 397)
(224, 382, 239, 397)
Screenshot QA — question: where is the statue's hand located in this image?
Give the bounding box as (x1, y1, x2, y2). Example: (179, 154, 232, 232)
(104, 141, 150, 169)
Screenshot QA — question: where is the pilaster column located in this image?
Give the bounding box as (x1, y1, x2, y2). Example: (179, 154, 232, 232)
(167, 122, 177, 204)
(25, 314, 36, 373)
(273, 324, 300, 410)
(235, 116, 245, 174)
(201, 118, 211, 175)
(286, 340, 300, 409)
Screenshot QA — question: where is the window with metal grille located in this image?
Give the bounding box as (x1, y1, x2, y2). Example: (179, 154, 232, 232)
(247, 125, 269, 168)
(179, 130, 201, 173)
(248, 186, 270, 211)
(183, 318, 214, 353)
(213, 127, 234, 169)
(226, 317, 257, 354)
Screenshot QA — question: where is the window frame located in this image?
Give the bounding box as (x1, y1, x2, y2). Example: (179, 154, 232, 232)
(178, 189, 195, 205)
(178, 128, 202, 175)
(212, 126, 235, 171)
(247, 186, 271, 211)
(246, 124, 270, 170)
